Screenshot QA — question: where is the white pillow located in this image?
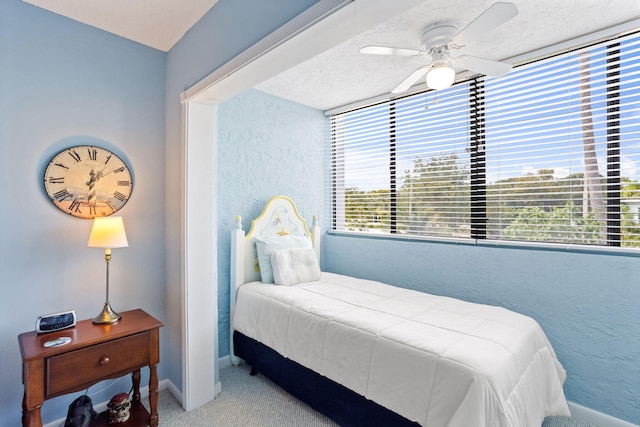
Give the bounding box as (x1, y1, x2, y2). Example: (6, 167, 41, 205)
(254, 234, 312, 283)
(271, 248, 321, 286)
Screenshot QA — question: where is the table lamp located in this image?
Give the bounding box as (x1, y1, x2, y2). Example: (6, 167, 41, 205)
(87, 216, 128, 324)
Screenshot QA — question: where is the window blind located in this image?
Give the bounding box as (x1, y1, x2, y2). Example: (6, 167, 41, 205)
(331, 31, 640, 248)
(484, 35, 640, 246)
(332, 84, 471, 237)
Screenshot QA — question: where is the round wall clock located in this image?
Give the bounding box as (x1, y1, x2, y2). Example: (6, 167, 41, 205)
(43, 145, 133, 219)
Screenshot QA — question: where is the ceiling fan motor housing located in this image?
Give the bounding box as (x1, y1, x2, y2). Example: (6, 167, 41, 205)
(420, 23, 458, 52)
(361, 3, 518, 94)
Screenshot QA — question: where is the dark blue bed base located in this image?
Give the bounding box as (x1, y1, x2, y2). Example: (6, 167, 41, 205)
(233, 331, 420, 427)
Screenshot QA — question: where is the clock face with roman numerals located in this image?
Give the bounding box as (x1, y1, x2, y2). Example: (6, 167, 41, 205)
(43, 145, 133, 219)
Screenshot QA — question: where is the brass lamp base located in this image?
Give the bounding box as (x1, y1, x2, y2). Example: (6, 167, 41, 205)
(93, 302, 121, 324)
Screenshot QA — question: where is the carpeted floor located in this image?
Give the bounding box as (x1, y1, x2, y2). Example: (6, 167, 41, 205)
(155, 363, 335, 426)
(153, 363, 598, 427)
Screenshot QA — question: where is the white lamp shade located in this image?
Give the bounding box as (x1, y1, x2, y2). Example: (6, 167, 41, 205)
(88, 216, 129, 248)
(426, 65, 456, 90)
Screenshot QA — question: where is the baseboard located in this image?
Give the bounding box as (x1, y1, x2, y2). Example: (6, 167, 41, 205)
(44, 374, 639, 427)
(165, 378, 182, 404)
(569, 402, 639, 427)
(219, 354, 232, 369)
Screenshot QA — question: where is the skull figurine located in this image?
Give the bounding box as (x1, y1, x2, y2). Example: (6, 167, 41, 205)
(107, 393, 131, 424)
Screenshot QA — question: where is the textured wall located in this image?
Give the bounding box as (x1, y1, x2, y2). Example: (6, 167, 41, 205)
(324, 234, 640, 425)
(212, 87, 640, 426)
(216, 88, 329, 356)
(164, 0, 321, 390)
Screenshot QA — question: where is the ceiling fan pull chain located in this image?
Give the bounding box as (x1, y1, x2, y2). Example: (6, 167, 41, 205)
(424, 92, 440, 110)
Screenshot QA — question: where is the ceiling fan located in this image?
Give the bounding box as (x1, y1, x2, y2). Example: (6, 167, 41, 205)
(360, 2, 519, 93)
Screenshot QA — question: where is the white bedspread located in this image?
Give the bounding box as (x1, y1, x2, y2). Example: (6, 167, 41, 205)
(232, 272, 570, 427)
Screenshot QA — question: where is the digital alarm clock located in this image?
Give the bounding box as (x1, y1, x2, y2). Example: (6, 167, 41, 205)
(36, 310, 76, 333)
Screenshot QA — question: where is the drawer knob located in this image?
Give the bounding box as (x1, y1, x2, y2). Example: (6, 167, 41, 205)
(99, 356, 110, 366)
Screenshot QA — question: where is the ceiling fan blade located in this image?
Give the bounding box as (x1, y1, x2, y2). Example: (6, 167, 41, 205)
(360, 46, 421, 56)
(391, 65, 431, 94)
(451, 2, 518, 48)
(454, 55, 512, 77)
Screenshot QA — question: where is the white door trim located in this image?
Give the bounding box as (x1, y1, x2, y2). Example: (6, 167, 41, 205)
(179, 0, 424, 410)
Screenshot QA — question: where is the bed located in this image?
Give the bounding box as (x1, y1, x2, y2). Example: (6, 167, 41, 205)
(230, 195, 570, 427)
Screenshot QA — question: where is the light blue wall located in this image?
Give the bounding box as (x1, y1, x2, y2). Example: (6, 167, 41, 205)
(216, 88, 329, 356)
(3, 0, 638, 425)
(164, 0, 321, 389)
(212, 84, 640, 426)
(0, 1, 166, 426)
(324, 234, 640, 425)
(2, 0, 324, 424)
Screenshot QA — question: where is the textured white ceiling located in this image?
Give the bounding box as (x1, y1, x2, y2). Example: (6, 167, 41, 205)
(21, 0, 219, 51)
(255, 0, 640, 110)
(20, 0, 640, 109)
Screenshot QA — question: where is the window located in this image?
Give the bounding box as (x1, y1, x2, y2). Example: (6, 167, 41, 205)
(331, 32, 640, 248)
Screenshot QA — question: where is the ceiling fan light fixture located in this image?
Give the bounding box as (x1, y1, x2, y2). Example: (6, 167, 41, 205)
(426, 64, 455, 90)
(361, 3, 518, 95)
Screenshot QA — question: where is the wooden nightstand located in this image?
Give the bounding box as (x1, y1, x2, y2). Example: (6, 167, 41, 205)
(18, 309, 163, 427)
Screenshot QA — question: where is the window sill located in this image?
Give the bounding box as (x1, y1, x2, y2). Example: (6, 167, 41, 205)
(327, 230, 640, 257)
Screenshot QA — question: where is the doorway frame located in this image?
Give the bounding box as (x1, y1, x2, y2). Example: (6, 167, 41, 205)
(179, 0, 424, 411)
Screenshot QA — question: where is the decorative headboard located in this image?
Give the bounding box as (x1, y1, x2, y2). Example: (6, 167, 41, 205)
(229, 195, 320, 364)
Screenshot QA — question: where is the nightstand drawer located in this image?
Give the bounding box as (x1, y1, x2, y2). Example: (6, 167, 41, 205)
(46, 332, 150, 397)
